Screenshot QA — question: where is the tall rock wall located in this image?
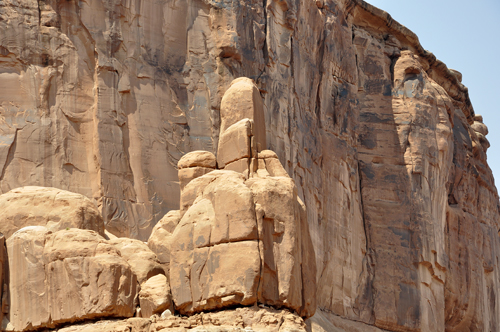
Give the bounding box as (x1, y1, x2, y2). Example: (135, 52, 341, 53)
(0, 0, 499, 331)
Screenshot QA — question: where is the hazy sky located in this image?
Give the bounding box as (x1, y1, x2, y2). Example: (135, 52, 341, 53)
(364, 0, 500, 184)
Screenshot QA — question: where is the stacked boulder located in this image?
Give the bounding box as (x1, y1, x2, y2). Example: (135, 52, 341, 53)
(8, 227, 137, 330)
(149, 77, 317, 318)
(0, 77, 316, 331)
(217, 77, 267, 174)
(0, 186, 105, 239)
(0, 187, 171, 331)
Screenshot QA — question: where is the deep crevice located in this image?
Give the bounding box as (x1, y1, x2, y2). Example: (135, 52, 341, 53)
(355, 159, 376, 322)
(0, 129, 18, 184)
(255, 0, 269, 86)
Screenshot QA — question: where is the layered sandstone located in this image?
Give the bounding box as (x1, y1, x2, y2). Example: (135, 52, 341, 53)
(0, 75, 317, 330)
(0, 0, 498, 332)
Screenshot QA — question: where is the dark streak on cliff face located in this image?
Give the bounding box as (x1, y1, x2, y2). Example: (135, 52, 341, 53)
(0, 0, 498, 331)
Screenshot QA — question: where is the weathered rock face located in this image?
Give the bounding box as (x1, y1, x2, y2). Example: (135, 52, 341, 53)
(0, 186, 104, 239)
(170, 170, 262, 314)
(138, 274, 173, 318)
(350, 12, 498, 331)
(161, 78, 317, 318)
(1, 0, 499, 332)
(168, 163, 315, 317)
(1, 191, 175, 330)
(218, 77, 266, 171)
(7, 227, 137, 331)
(148, 210, 181, 274)
(177, 150, 216, 192)
(50, 307, 308, 332)
(108, 237, 164, 284)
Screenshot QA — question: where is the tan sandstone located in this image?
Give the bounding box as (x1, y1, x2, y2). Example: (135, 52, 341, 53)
(108, 237, 164, 284)
(7, 227, 137, 331)
(170, 170, 261, 314)
(0, 187, 104, 239)
(177, 151, 216, 192)
(165, 76, 316, 318)
(138, 274, 173, 318)
(47, 307, 307, 332)
(147, 210, 181, 273)
(0, 0, 498, 331)
(219, 78, 266, 153)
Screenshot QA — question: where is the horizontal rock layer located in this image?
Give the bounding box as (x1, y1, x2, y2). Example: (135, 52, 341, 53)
(44, 307, 308, 332)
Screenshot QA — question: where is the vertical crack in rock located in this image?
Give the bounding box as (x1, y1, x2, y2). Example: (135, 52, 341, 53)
(255, 0, 269, 85)
(0, 129, 18, 184)
(356, 159, 376, 324)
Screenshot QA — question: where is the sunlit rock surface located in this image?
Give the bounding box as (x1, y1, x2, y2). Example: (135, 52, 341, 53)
(0, 0, 498, 331)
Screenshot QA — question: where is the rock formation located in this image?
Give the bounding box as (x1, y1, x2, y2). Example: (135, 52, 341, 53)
(138, 274, 173, 319)
(169, 166, 316, 317)
(107, 237, 164, 284)
(0, 187, 104, 239)
(0, 76, 316, 331)
(153, 77, 316, 317)
(0, 0, 499, 331)
(7, 227, 137, 330)
(47, 307, 308, 332)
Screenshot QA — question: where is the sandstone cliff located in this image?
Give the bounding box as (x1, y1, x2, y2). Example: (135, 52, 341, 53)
(0, 78, 317, 330)
(0, 0, 498, 331)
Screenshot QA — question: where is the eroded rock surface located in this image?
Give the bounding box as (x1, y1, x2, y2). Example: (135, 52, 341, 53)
(138, 274, 173, 319)
(3, 197, 173, 331)
(49, 307, 307, 332)
(169, 163, 316, 317)
(147, 210, 181, 275)
(0, 0, 499, 331)
(177, 151, 216, 192)
(7, 227, 137, 331)
(108, 237, 164, 284)
(170, 170, 261, 314)
(161, 77, 317, 318)
(0, 187, 104, 239)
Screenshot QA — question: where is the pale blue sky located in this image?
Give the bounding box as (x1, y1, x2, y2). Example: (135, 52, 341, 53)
(365, 0, 500, 185)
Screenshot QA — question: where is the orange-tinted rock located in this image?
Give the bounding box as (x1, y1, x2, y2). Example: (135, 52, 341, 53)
(169, 171, 261, 314)
(168, 158, 315, 317)
(0, 187, 104, 239)
(178, 151, 217, 170)
(217, 119, 253, 168)
(7, 228, 137, 331)
(138, 274, 173, 318)
(148, 210, 181, 271)
(219, 78, 266, 154)
(51, 307, 308, 332)
(0, 0, 499, 331)
(108, 237, 164, 284)
(247, 176, 316, 318)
